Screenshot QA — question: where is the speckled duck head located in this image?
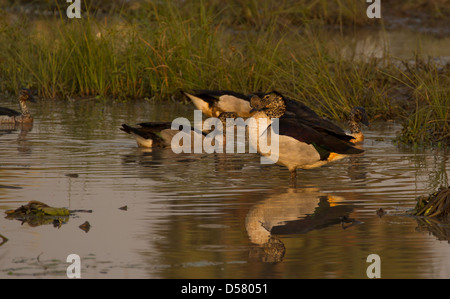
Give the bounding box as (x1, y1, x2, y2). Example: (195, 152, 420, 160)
(250, 91, 286, 119)
(18, 88, 36, 116)
(18, 88, 36, 104)
(348, 106, 369, 134)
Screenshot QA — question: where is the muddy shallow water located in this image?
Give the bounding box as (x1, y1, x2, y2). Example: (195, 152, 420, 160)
(0, 97, 448, 279)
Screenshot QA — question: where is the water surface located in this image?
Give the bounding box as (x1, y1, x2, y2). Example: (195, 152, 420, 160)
(0, 97, 448, 279)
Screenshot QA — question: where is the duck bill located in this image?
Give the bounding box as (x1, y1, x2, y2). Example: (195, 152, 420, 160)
(362, 116, 370, 127)
(28, 95, 37, 103)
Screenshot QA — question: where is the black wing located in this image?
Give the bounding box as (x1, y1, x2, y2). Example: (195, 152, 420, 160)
(277, 117, 363, 159)
(121, 122, 171, 140)
(263, 91, 352, 142)
(0, 107, 21, 117)
(136, 122, 173, 131)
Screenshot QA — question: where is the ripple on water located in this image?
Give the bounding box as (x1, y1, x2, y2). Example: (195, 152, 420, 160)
(0, 101, 449, 278)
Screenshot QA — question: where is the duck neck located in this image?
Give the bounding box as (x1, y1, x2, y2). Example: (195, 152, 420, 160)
(348, 119, 364, 142)
(348, 119, 360, 135)
(18, 98, 30, 116)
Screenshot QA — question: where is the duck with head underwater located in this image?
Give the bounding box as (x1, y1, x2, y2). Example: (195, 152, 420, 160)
(120, 111, 239, 152)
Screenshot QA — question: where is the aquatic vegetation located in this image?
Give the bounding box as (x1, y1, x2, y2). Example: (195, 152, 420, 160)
(5, 200, 70, 217)
(4, 200, 93, 228)
(394, 58, 450, 147)
(5, 200, 70, 227)
(412, 186, 450, 218)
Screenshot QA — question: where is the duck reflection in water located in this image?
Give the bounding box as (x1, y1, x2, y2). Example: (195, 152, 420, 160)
(0, 122, 33, 154)
(245, 187, 360, 263)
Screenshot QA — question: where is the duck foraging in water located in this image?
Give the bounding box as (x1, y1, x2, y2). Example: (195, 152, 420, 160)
(120, 122, 177, 148)
(247, 91, 365, 185)
(120, 112, 239, 152)
(0, 88, 36, 124)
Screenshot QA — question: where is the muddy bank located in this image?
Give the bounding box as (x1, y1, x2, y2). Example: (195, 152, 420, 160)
(381, 0, 449, 35)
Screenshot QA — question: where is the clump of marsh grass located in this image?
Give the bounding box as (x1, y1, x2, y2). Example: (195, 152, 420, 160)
(412, 186, 450, 218)
(0, 13, 150, 99)
(395, 58, 449, 146)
